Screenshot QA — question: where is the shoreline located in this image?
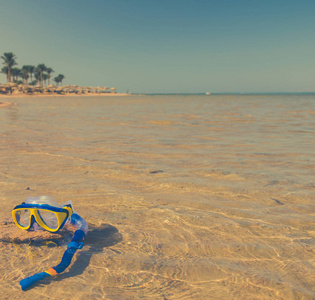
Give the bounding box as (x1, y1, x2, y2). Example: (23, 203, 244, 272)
(0, 93, 131, 98)
(0, 92, 130, 99)
(0, 93, 131, 108)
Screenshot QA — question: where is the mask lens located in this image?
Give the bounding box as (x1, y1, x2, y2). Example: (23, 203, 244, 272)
(14, 209, 31, 227)
(38, 210, 59, 230)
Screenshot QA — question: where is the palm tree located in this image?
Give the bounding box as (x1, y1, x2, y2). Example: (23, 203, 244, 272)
(46, 68, 54, 85)
(21, 65, 30, 84)
(57, 74, 65, 86)
(1, 52, 17, 82)
(53, 76, 61, 86)
(35, 63, 47, 86)
(42, 73, 48, 87)
(27, 65, 35, 83)
(34, 71, 40, 85)
(11, 68, 21, 82)
(1, 66, 8, 79)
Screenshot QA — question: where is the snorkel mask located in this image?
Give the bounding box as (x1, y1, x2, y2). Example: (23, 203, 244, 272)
(12, 196, 88, 291)
(12, 196, 73, 233)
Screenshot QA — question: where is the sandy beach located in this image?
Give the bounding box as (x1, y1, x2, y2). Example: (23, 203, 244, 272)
(0, 101, 13, 108)
(0, 92, 130, 108)
(0, 94, 314, 299)
(0, 93, 130, 98)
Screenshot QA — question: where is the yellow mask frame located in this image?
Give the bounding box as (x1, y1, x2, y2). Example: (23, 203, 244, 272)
(12, 203, 73, 233)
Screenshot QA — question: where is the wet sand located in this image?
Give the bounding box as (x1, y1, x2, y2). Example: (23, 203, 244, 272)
(0, 101, 13, 108)
(0, 95, 314, 299)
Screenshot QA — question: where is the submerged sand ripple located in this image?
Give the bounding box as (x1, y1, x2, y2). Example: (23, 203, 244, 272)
(0, 95, 314, 299)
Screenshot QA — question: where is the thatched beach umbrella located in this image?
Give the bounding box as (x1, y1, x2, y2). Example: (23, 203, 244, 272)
(47, 85, 57, 92)
(53, 87, 64, 94)
(18, 84, 27, 93)
(0, 84, 7, 94)
(33, 85, 42, 93)
(82, 87, 89, 94)
(85, 86, 93, 93)
(24, 85, 35, 94)
(3, 82, 18, 94)
(76, 86, 82, 92)
(6, 82, 17, 86)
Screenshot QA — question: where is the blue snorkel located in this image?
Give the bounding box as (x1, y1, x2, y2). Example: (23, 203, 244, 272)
(14, 196, 88, 291)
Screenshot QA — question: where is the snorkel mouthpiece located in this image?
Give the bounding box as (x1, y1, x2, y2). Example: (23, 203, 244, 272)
(13, 196, 88, 290)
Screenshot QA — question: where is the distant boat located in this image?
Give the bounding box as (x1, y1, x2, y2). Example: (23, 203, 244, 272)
(205, 92, 211, 95)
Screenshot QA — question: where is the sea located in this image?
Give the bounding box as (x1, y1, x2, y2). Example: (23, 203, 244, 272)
(0, 94, 314, 299)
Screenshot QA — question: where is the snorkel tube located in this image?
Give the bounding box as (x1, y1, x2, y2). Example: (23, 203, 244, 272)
(19, 198, 88, 291)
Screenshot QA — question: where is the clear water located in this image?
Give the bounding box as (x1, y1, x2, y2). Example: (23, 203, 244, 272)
(0, 95, 314, 299)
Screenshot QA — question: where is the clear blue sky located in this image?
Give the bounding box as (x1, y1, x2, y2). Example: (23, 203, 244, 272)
(0, 0, 314, 93)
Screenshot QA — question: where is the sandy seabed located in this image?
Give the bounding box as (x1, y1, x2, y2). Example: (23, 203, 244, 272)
(0, 94, 314, 299)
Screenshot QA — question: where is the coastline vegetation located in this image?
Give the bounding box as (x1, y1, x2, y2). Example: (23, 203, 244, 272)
(1, 52, 64, 86)
(0, 52, 117, 95)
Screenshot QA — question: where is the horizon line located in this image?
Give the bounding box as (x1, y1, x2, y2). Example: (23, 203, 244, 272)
(136, 92, 315, 95)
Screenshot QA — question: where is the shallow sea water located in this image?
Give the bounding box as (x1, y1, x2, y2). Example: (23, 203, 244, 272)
(0, 94, 314, 299)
